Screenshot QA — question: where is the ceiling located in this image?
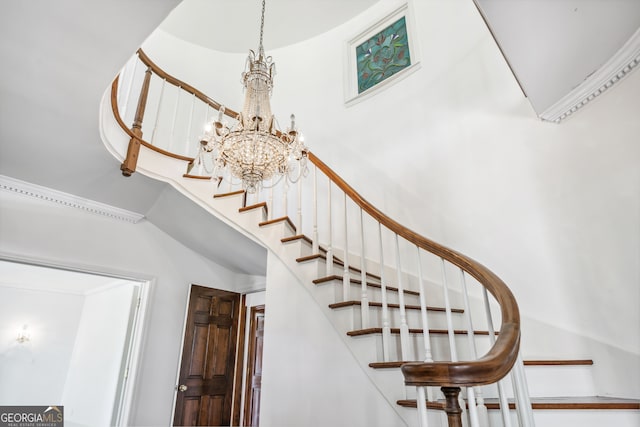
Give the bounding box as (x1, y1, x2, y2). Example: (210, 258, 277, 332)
(474, 0, 640, 116)
(1, 0, 637, 274)
(159, 0, 378, 53)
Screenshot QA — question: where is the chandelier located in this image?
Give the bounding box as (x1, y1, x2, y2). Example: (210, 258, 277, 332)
(198, 0, 307, 194)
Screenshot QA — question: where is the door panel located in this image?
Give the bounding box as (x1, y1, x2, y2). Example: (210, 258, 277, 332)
(174, 285, 241, 426)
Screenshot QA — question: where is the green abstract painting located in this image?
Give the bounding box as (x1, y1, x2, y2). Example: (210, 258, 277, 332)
(356, 16, 411, 94)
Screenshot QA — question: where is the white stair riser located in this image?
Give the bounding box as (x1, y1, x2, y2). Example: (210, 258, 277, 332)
(487, 408, 640, 427)
(481, 365, 597, 399)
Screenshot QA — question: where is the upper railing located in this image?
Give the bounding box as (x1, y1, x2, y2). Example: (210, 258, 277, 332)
(109, 49, 533, 427)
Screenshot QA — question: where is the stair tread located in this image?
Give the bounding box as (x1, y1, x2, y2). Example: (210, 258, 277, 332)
(329, 300, 463, 313)
(239, 202, 267, 214)
(281, 235, 328, 253)
(213, 189, 245, 198)
(369, 359, 594, 369)
(259, 216, 296, 232)
(313, 274, 420, 296)
(398, 396, 640, 410)
(183, 174, 212, 180)
(297, 255, 382, 281)
(348, 327, 495, 336)
(523, 359, 593, 366)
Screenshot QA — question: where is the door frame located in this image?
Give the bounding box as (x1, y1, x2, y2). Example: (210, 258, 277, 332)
(0, 252, 151, 427)
(243, 304, 265, 426)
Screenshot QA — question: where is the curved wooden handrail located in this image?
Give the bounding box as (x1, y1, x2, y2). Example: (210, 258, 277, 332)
(307, 151, 520, 387)
(136, 49, 240, 120)
(110, 75, 195, 162)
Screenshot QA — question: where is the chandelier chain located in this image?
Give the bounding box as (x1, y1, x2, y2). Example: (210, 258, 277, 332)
(259, 0, 266, 52)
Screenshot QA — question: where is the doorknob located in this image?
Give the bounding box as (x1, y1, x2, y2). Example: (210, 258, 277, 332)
(178, 384, 188, 392)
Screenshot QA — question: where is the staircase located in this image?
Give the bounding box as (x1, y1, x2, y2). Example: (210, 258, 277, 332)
(99, 50, 640, 427)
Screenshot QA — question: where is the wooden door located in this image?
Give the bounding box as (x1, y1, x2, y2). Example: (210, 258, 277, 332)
(174, 285, 241, 426)
(243, 305, 265, 426)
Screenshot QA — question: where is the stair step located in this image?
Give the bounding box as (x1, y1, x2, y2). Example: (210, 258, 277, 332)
(397, 397, 640, 410)
(523, 359, 593, 366)
(281, 234, 327, 253)
(213, 189, 245, 198)
(297, 254, 382, 282)
(239, 202, 268, 215)
(259, 216, 296, 234)
(314, 275, 419, 296)
(369, 359, 593, 370)
(347, 327, 494, 336)
(182, 173, 213, 180)
(329, 300, 463, 313)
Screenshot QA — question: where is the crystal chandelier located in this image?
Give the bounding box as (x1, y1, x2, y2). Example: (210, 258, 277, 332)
(198, 0, 307, 193)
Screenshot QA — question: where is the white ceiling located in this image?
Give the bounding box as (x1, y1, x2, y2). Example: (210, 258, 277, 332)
(475, 0, 640, 114)
(159, 0, 378, 53)
(1, 0, 637, 274)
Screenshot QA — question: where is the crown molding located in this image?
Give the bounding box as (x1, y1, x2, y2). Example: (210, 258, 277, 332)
(539, 27, 640, 123)
(0, 175, 145, 224)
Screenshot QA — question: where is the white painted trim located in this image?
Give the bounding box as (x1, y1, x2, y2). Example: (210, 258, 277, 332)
(114, 279, 152, 427)
(539, 27, 640, 123)
(343, 2, 422, 107)
(0, 174, 145, 223)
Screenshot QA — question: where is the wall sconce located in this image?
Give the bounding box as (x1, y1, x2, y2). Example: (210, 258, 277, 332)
(16, 325, 30, 344)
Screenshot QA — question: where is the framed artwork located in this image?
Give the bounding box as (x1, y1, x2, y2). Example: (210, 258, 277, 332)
(344, 3, 420, 105)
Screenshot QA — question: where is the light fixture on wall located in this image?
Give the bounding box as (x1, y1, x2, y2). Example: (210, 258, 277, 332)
(16, 325, 30, 344)
(197, 0, 308, 194)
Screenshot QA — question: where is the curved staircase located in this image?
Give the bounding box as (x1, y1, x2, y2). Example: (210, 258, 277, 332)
(99, 50, 639, 427)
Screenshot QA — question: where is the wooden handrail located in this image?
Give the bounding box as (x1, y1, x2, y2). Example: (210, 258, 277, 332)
(307, 151, 520, 387)
(110, 75, 195, 163)
(136, 49, 240, 120)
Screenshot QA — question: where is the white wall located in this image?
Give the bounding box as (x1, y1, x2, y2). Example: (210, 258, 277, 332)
(61, 282, 137, 426)
(260, 251, 405, 427)
(0, 287, 84, 405)
(140, 0, 640, 398)
(0, 189, 254, 425)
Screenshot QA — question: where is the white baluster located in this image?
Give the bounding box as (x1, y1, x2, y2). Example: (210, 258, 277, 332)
(416, 247, 433, 363)
(416, 386, 430, 427)
(459, 269, 484, 427)
(342, 193, 350, 302)
(440, 259, 468, 425)
(150, 78, 166, 146)
(394, 234, 410, 361)
(296, 175, 302, 234)
(512, 353, 535, 427)
(482, 287, 512, 427)
(283, 180, 290, 219)
(312, 165, 319, 254)
(440, 259, 458, 361)
(169, 86, 181, 153)
(184, 93, 195, 155)
(359, 208, 369, 329)
(120, 57, 138, 120)
(268, 180, 274, 220)
(325, 181, 333, 277)
(378, 223, 391, 361)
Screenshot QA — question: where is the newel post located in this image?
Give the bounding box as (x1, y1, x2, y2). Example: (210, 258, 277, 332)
(442, 387, 463, 427)
(121, 66, 152, 176)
